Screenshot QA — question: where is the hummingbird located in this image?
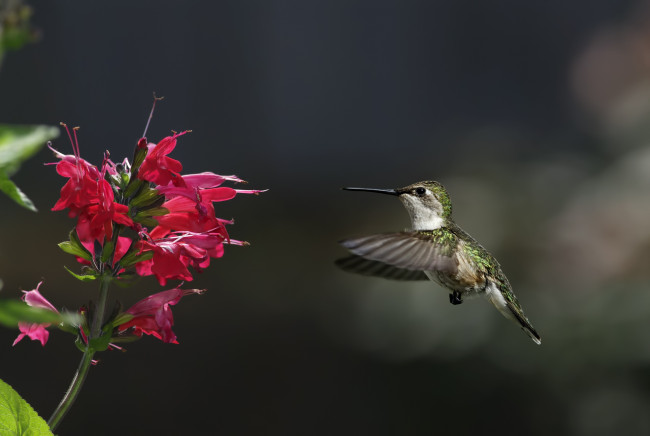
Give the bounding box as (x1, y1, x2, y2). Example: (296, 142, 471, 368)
(337, 180, 541, 345)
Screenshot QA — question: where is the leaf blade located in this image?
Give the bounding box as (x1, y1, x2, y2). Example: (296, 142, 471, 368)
(0, 378, 53, 436)
(0, 125, 59, 173)
(0, 300, 61, 327)
(0, 170, 36, 211)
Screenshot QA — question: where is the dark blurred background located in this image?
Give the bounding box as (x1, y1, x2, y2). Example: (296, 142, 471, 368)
(2, 0, 650, 434)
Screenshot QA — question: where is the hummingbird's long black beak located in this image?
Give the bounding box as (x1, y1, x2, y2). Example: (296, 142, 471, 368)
(342, 187, 399, 196)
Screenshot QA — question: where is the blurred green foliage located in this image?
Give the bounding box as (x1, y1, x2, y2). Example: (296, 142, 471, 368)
(0, 1, 57, 211)
(0, 125, 59, 211)
(0, 0, 38, 69)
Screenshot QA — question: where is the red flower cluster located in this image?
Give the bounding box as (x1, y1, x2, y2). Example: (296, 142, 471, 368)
(50, 125, 263, 285)
(133, 133, 263, 285)
(50, 127, 133, 242)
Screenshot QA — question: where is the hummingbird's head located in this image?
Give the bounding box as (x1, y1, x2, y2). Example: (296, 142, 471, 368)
(395, 180, 452, 230)
(343, 180, 452, 231)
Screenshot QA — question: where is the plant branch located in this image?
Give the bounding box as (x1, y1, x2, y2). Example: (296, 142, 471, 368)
(91, 272, 112, 338)
(47, 349, 94, 432)
(48, 272, 112, 431)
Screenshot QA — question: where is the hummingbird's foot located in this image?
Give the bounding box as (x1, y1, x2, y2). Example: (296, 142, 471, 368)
(449, 291, 463, 305)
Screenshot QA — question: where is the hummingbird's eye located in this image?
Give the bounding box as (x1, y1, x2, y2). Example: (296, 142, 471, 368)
(415, 187, 427, 196)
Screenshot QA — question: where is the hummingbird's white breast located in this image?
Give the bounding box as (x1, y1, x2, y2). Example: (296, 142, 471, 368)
(399, 194, 444, 230)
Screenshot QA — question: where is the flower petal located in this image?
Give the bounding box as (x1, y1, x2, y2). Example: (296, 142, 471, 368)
(22, 282, 59, 313)
(13, 322, 50, 346)
(118, 288, 204, 344)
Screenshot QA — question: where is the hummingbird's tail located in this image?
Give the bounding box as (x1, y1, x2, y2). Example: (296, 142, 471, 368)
(507, 305, 541, 345)
(485, 282, 541, 345)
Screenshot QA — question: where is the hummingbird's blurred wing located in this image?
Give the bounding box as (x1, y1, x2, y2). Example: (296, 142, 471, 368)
(335, 254, 430, 280)
(338, 232, 458, 275)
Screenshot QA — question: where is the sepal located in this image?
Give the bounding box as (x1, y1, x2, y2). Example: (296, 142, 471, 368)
(116, 164, 130, 189)
(93, 239, 103, 266)
(112, 312, 133, 326)
(119, 248, 153, 268)
(108, 335, 141, 344)
(88, 323, 114, 352)
(134, 217, 159, 228)
(130, 142, 148, 175)
(134, 206, 168, 220)
(123, 178, 144, 199)
(64, 266, 98, 282)
(129, 186, 163, 208)
(100, 240, 115, 264)
(75, 335, 87, 353)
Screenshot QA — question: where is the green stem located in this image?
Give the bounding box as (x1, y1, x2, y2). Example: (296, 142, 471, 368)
(92, 274, 112, 337)
(47, 349, 95, 432)
(48, 274, 111, 431)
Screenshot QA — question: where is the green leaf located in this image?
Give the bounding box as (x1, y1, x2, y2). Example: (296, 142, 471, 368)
(0, 378, 53, 436)
(0, 170, 36, 211)
(0, 125, 59, 176)
(69, 228, 93, 261)
(0, 300, 61, 328)
(0, 299, 82, 332)
(58, 241, 92, 262)
(64, 267, 97, 282)
(0, 124, 59, 211)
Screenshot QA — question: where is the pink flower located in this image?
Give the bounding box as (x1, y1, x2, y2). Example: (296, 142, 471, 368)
(136, 222, 233, 286)
(151, 193, 230, 237)
(134, 240, 195, 286)
(116, 287, 204, 343)
(154, 172, 244, 200)
(49, 146, 101, 217)
(149, 173, 264, 241)
(130, 171, 263, 284)
(75, 179, 134, 242)
(13, 282, 59, 347)
(137, 132, 187, 186)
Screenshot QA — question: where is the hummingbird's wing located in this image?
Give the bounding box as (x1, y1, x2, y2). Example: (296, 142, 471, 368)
(335, 254, 430, 281)
(339, 232, 458, 275)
